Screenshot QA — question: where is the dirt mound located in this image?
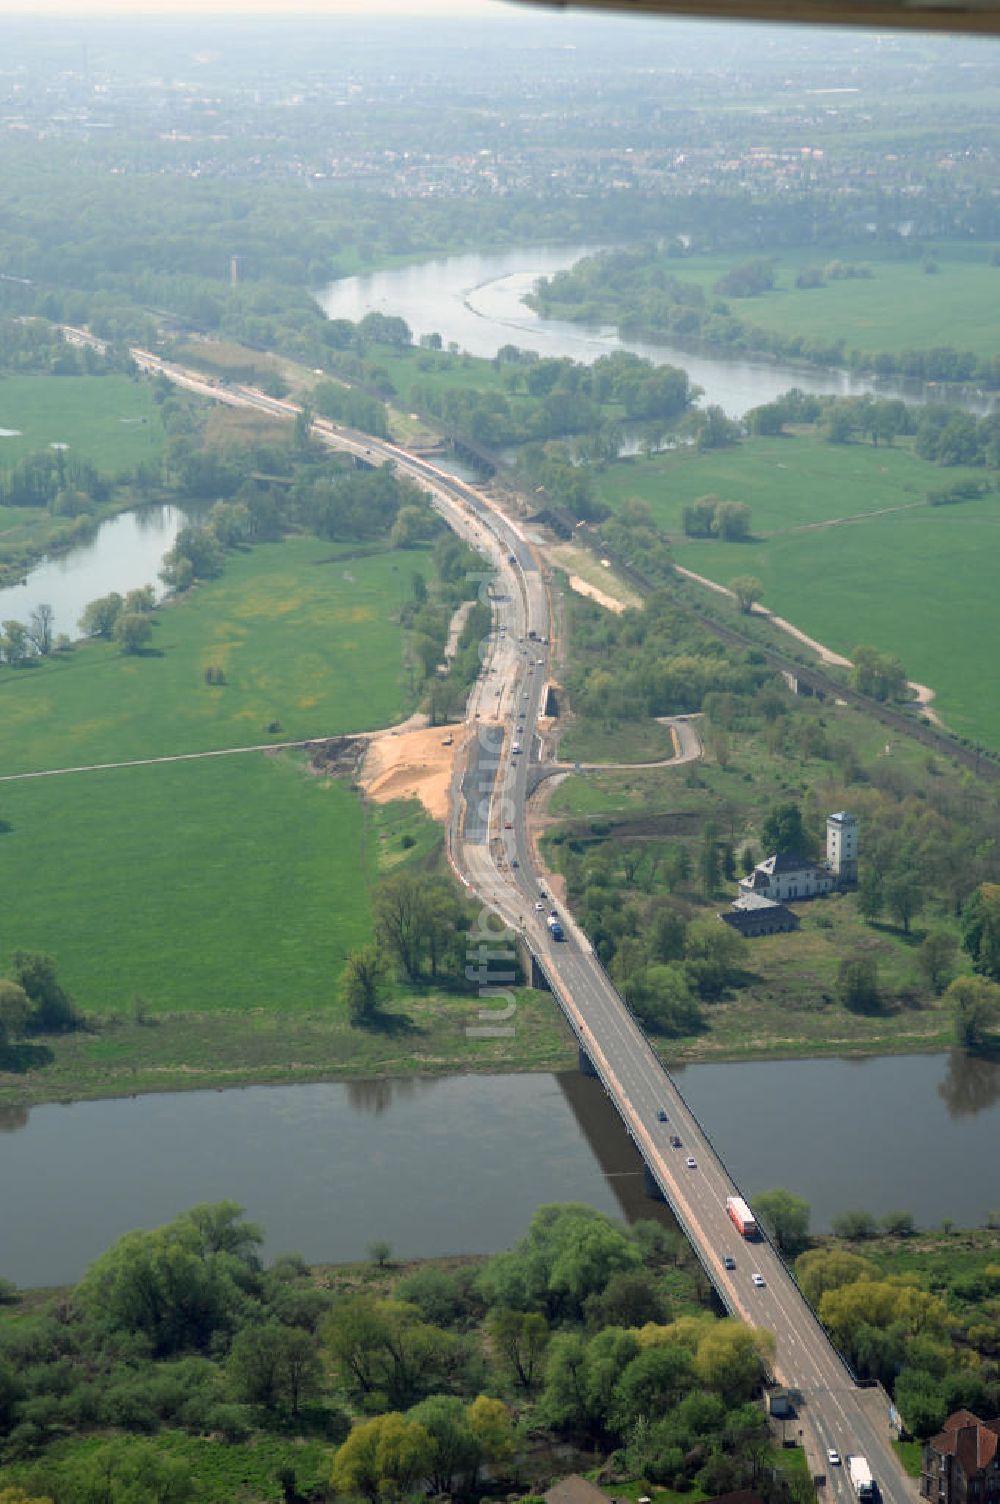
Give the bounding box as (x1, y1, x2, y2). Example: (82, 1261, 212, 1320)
(309, 736, 365, 779)
(359, 723, 467, 823)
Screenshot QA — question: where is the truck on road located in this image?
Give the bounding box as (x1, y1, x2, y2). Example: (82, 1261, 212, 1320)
(726, 1196, 758, 1239)
(847, 1456, 876, 1503)
(547, 912, 564, 941)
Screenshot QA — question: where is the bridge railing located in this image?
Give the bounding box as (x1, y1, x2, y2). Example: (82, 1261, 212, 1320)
(530, 949, 736, 1312)
(533, 938, 860, 1384)
(586, 946, 864, 1382)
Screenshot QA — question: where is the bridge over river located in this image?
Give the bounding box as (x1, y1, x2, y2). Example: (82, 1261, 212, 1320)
(133, 346, 918, 1504)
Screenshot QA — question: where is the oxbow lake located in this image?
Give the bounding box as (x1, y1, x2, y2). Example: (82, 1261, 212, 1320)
(0, 502, 197, 642)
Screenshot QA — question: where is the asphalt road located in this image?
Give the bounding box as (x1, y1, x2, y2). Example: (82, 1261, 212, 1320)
(133, 352, 916, 1504)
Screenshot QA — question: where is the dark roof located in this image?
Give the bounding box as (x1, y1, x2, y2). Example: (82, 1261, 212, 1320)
(766, 851, 818, 873)
(929, 1413, 1000, 1475)
(721, 904, 799, 935)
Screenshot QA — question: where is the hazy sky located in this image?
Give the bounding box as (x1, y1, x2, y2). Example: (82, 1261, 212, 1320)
(0, 0, 501, 12)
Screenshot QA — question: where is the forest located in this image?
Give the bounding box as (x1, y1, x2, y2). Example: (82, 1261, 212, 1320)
(0, 1202, 784, 1504)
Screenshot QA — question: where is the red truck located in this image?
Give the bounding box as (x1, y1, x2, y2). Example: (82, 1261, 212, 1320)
(726, 1196, 758, 1239)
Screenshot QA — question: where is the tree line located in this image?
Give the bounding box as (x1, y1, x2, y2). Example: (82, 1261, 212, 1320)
(0, 1200, 789, 1504)
(529, 243, 1000, 387)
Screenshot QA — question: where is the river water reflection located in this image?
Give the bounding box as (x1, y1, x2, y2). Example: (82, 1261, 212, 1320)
(317, 246, 992, 418)
(3, 1052, 1000, 1288)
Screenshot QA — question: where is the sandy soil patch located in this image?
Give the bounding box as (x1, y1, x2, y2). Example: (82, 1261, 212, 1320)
(567, 575, 630, 614)
(359, 723, 468, 822)
(548, 543, 642, 612)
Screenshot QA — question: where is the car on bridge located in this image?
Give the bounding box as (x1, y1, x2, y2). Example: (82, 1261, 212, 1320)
(752, 1273, 766, 1288)
(724, 1255, 737, 1270)
(686, 1156, 697, 1169)
(657, 1108, 668, 1122)
(670, 1135, 681, 1147)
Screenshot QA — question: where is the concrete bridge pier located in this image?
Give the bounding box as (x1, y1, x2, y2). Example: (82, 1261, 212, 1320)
(578, 1046, 599, 1079)
(518, 938, 550, 992)
(643, 1164, 666, 1202)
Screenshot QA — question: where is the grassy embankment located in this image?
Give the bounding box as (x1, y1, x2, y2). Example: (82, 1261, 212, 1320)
(0, 372, 165, 577)
(0, 538, 572, 1107)
(539, 242, 1000, 362)
(544, 700, 970, 1064)
(559, 718, 678, 765)
(594, 431, 1000, 748)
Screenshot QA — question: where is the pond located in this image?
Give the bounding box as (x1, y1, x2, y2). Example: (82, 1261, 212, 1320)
(0, 502, 197, 642)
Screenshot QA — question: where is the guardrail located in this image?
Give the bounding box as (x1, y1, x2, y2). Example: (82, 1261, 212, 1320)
(531, 935, 862, 1383)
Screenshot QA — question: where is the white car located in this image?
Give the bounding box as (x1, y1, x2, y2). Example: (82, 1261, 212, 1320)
(828, 1451, 841, 1467)
(752, 1273, 766, 1288)
(534, 901, 545, 912)
(685, 1156, 697, 1169)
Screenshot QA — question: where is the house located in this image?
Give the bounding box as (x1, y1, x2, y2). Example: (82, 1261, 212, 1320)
(721, 812, 859, 939)
(721, 891, 799, 937)
(922, 1410, 1000, 1504)
(738, 850, 836, 904)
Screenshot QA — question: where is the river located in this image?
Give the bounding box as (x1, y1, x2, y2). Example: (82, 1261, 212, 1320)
(3, 1051, 1000, 1288)
(317, 245, 993, 419)
(0, 502, 196, 642)
(3, 254, 998, 1286)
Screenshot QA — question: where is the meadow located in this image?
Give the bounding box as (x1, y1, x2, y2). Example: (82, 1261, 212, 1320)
(0, 748, 575, 1096)
(0, 537, 426, 774)
(0, 752, 372, 1016)
(595, 430, 986, 536)
(680, 504, 1000, 747)
(549, 242, 1000, 362)
(594, 434, 1000, 747)
(669, 245, 1000, 359)
(0, 373, 164, 474)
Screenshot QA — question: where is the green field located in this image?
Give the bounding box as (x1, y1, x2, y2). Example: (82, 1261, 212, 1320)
(0, 538, 424, 774)
(1, 753, 371, 1015)
(681, 503, 1000, 746)
(666, 247, 1000, 359)
(559, 717, 677, 765)
(548, 244, 1000, 361)
(596, 432, 986, 537)
(0, 373, 164, 473)
(0, 752, 575, 1095)
(594, 435, 1000, 747)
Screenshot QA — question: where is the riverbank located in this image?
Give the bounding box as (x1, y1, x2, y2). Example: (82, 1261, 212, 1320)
(528, 241, 1000, 401)
(0, 983, 964, 1114)
(0, 990, 577, 1111)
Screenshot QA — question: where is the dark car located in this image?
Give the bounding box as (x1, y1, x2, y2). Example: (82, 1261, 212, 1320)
(724, 1255, 737, 1271)
(657, 1109, 668, 1122)
(670, 1135, 682, 1148)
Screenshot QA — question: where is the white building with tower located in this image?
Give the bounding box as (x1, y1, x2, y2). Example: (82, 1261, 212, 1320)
(722, 811, 859, 938)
